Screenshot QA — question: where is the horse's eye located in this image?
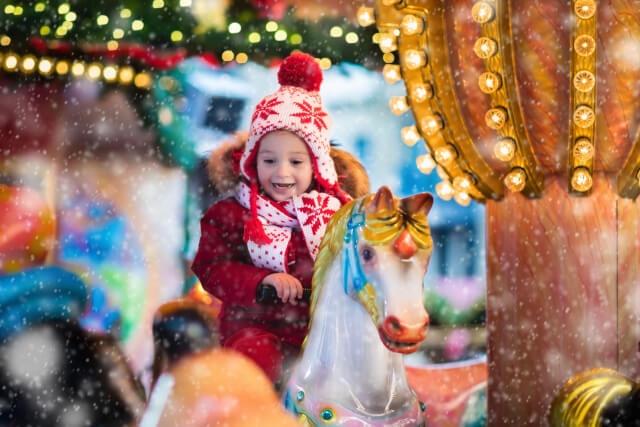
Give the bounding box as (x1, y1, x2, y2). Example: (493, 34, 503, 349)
(361, 246, 375, 263)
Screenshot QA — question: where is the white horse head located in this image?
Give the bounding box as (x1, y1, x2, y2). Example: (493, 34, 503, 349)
(285, 186, 433, 426)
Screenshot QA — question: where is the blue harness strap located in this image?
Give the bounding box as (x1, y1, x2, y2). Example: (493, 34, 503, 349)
(343, 201, 368, 295)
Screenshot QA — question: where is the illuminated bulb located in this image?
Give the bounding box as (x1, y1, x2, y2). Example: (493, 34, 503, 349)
(236, 53, 248, 64)
(345, 32, 359, 44)
(55, 61, 69, 75)
(453, 174, 474, 193)
(4, 54, 18, 71)
(152, 0, 164, 8)
(118, 66, 134, 84)
(401, 126, 421, 146)
(403, 49, 426, 70)
(409, 82, 432, 103)
(274, 30, 287, 41)
(504, 168, 526, 192)
(574, 35, 595, 56)
(290, 34, 302, 44)
(134, 72, 152, 89)
(158, 107, 173, 125)
(573, 137, 594, 162)
(454, 191, 471, 206)
(0, 36, 10, 46)
(87, 63, 102, 80)
(97, 15, 108, 26)
(228, 22, 241, 34)
(478, 72, 502, 94)
(103, 65, 117, 82)
(65, 11, 76, 21)
(494, 138, 516, 162)
(171, 30, 183, 42)
(38, 58, 53, 75)
(248, 32, 261, 43)
(330, 26, 343, 38)
(485, 107, 507, 130)
(107, 41, 119, 50)
(265, 21, 278, 32)
(416, 154, 436, 174)
(132, 20, 144, 31)
(379, 33, 397, 53)
(57, 3, 69, 14)
(319, 58, 332, 70)
(573, 70, 595, 92)
(420, 114, 443, 136)
(434, 144, 457, 164)
(574, 0, 596, 19)
(383, 53, 395, 64)
(571, 167, 593, 191)
(435, 181, 455, 200)
(221, 50, 234, 62)
(357, 6, 375, 27)
(401, 14, 424, 36)
(471, 2, 495, 24)
(473, 37, 498, 58)
(20, 55, 36, 73)
(71, 61, 85, 76)
(382, 64, 401, 84)
(113, 28, 124, 39)
(573, 105, 595, 128)
(389, 96, 409, 115)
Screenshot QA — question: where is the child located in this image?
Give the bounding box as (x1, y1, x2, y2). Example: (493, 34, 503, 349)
(191, 52, 368, 384)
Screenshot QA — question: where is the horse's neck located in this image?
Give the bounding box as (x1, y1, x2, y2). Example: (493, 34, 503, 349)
(295, 259, 415, 413)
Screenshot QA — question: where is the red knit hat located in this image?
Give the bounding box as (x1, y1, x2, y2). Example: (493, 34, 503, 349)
(239, 52, 350, 244)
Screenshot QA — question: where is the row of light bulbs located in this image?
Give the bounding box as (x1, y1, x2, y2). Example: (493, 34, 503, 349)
(569, 0, 597, 193)
(0, 51, 153, 89)
(359, 4, 476, 206)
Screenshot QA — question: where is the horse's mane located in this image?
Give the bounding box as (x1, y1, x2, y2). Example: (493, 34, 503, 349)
(309, 198, 361, 317)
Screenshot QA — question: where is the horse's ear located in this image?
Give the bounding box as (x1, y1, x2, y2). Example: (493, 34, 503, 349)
(401, 192, 434, 216)
(366, 186, 397, 214)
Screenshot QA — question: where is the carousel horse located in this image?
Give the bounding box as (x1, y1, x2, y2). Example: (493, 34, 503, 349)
(284, 186, 433, 426)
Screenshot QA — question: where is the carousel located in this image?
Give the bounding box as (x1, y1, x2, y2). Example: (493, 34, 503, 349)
(0, 0, 639, 426)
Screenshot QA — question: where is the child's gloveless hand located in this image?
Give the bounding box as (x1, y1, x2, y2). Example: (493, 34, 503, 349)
(261, 273, 303, 304)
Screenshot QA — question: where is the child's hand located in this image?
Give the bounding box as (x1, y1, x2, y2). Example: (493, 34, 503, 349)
(261, 273, 303, 304)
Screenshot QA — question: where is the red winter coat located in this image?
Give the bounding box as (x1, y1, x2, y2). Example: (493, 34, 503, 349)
(191, 198, 314, 348)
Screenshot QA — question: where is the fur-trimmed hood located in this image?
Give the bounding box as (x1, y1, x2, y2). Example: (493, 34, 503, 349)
(208, 131, 370, 199)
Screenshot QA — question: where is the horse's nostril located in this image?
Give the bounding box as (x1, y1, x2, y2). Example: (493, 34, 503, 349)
(386, 316, 404, 334)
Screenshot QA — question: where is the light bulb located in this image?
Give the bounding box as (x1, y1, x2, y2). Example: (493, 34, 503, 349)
(573, 138, 594, 162)
(485, 108, 507, 130)
(473, 37, 497, 59)
(434, 145, 457, 164)
(574, 0, 596, 19)
(389, 96, 409, 115)
(357, 6, 376, 27)
(494, 138, 516, 162)
(87, 63, 102, 80)
(382, 64, 401, 84)
(573, 70, 595, 92)
(571, 167, 593, 191)
(454, 191, 471, 206)
(436, 181, 455, 200)
(4, 54, 18, 71)
(379, 33, 397, 53)
(409, 82, 432, 103)
(20, 55, 36, 73)
(478, 72, 502, 94)
(403, 49, 426, 70)
(573, 105, 595, 128)
(416, 154, 436, 174)
(71, 61, 85, 76)
(471, 2, 495, 24)
(401, 126, 421, 146)
(504, 168, 526, 192)
(574, 35, 595, 56)
(420, 114, 443, 136)
(401, 14, 424, 36)
(453, 174, 474, 193)
(38, 58, 53, 75)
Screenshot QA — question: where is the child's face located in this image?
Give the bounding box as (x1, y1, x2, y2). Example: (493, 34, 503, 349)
(257, 131, 313, 202)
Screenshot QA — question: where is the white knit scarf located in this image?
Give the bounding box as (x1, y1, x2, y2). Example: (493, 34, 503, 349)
(235, 181, 341, 272)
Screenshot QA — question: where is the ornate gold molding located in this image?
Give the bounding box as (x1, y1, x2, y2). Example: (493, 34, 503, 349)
(472, 0, 544, 197)
(568, 0, 597, 195)
(372, 0, 506, 204)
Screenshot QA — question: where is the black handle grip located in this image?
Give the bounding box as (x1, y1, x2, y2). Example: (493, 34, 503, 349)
(255, 284, 312, 305)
